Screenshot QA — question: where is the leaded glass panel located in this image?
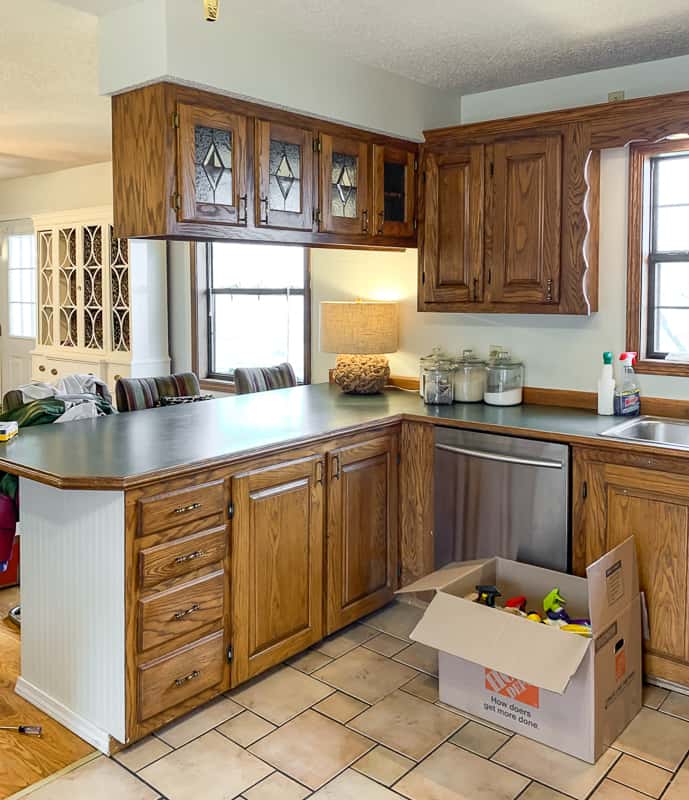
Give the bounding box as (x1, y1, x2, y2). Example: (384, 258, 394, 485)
(269, 140, 302, 213)
(331, 152, 358, 218)
(384, 162, 406, 223)
(194, 125, 233, 205)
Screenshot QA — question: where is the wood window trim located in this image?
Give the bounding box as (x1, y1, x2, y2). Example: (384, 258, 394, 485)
(627, 138, 689, 377)
(191, 242, 312, 391)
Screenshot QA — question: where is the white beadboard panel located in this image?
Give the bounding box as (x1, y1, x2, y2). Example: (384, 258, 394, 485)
(19, 478, 126, 743)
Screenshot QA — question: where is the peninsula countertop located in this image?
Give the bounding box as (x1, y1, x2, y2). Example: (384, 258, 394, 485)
(0, 382, 659, 489)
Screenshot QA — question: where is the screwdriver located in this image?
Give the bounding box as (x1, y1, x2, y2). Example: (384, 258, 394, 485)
(0, 725, 42, 736)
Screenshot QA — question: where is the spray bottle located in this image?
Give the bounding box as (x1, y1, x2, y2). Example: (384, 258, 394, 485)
(614, 352, 641, 417)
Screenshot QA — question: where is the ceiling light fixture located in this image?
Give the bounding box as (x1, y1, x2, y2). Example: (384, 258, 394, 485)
(204, 0, 219, 22)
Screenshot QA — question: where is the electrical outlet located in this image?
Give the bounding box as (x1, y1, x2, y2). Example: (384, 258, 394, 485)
(608, 90, 625, 103)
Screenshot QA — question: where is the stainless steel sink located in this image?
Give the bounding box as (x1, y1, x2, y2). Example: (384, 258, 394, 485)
(600, 416, 689, 451)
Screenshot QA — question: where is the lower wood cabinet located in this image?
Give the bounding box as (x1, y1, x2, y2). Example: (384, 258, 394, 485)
(573, 447, 689, 686)
(326, 434, 399, 634)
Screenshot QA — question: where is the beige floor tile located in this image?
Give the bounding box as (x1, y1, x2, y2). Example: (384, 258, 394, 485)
(450, 720, 510, 758)
(314, 691, 369, 723)
(314, 646, 417, 704)
(517, 784, 571, 800)
(288, 649, 333, 674)
(24, 756, 158, 800)
(139, 730, 271, 800)
(230, 665, 333, 724)
(401, 672, 439, 703)
(217, 710, 276, 747)
(364, 632, 409, 657)
(589, 779, 648, 799)
(114, 735, 173, 772)
(363, 601, 425, 640)
(155, 695, 243, 747)
(315, 624, 378, 657)
(492, 736, 620, 800)
(396, 742, 529, 800)
(243, 771, 310, 800)
(660, 690, 689, 721)
(441, 707, 513, 735)
(311, 768, 400, 799)
(607, 753, 671, 797)
(394, 642, 438, 676)
(613, 706, 689, 770)
(349, 689, 465, 761)
(642, 684, 669, 710)
(249, 709, 374, 790)
(353, 745, 414, 785)
(664, 756, 689, 799)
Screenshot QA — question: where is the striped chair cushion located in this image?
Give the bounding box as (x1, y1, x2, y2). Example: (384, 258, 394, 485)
(115, 373, 202, 412)
(234, 363, 297, 395)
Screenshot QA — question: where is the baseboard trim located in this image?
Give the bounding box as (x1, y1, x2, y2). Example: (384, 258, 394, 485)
(645, 675, 689, 697)
(15, 677, 112, 754)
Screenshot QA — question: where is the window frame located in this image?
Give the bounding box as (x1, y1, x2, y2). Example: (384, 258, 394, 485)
(191, 242, 311, 391)
(627, 138, 689, 376)
(7, 233, 37, 340)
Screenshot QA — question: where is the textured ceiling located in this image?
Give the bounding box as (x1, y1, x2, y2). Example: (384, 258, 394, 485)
(49, 0, 141, 15)
(232, 0, 689, 92)
(0, 0, 111, 181)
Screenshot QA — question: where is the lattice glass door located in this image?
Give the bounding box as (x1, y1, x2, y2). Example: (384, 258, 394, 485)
(57, 227, 78, 347)
(109, 226, 131, 354)
(37, 229, 56, 346)
(81, 225, 105, 350)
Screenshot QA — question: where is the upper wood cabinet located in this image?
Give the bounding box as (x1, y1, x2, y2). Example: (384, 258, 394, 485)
(419, 124, 599, 315)
(111, 82, 417, 248)
(255, 119, 314, 231)
(326, 434, 398, 635)
(572, 447, 689, 688)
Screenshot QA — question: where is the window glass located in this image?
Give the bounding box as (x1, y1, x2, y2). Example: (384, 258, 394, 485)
(8, 234, 36, 338)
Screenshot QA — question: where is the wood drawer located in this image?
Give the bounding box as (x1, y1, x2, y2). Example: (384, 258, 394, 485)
(139, 527, 227, 590)
(138, 631, 225, 721)
(138, 571, 225, 652)
(139, 480, 225, 536)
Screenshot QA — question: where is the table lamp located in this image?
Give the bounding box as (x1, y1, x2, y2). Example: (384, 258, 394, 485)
(320, 300, 399, 394)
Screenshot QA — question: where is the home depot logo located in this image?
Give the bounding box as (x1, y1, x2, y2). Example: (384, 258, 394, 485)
(485, 668, 540, 708)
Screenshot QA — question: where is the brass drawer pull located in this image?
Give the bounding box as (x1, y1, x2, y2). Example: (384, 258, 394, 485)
(174, 550, 205, 565)
(173, 502, 202, 515)
(174, 669, 200, 687)
(174, 603, 200, 620)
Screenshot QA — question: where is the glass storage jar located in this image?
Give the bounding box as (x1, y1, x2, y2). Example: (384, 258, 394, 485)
(423, 361, 455, 405)
(418, 347, 449, 397)
(484, 351, 524, 406)
(453, 349, 487, 403)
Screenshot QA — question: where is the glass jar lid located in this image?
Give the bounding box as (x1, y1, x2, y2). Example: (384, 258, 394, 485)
(455, 348, 486, 366)
(488, 350, 523, 368)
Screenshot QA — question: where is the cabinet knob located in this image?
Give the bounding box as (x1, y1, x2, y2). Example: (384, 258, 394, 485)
(362, 209, 369, 234)
(38, 365, 46, 373)
(50, 368, 58, 376)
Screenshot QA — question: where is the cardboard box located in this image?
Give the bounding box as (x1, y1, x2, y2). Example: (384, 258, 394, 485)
(399, 538, 642, 763)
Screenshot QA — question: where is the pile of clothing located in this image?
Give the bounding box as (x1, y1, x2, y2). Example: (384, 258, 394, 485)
(0, 375, 117, 571)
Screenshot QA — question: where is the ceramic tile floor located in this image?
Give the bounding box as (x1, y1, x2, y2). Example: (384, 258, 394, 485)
(18, 600, 689, 800)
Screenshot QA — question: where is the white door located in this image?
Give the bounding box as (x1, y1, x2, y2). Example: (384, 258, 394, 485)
(0, 221, 36, 399)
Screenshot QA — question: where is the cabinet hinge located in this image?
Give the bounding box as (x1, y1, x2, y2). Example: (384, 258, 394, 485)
(226, 645, 233, 663)
(489, 162, 494, 178)
(421, 271, 426, 285)
(397, 452, 401, 465)
(582, 481, 588, 501)
(397, 563, 403, 580)
(313, 208, 321, 227)
(313, 138, 322, 153)
(487, 269, 492, 285)
(228, 502, 235, 519)
(413, 158, 419, 172)
(171, 192, 181, 211)
(413, 217, 418, 231)
(171, 111, 180, 129)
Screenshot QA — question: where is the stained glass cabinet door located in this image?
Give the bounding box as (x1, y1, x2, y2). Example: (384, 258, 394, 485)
(319, 134, 369, 236)
(373, 145, 416, 239)
(255, 120, 314, 231)
(177, 104, 248, 226)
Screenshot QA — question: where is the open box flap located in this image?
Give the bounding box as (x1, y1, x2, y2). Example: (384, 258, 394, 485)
(410, 591, 591, 694)
(396, 560, 491, 595)
(586, 536, 639, 633)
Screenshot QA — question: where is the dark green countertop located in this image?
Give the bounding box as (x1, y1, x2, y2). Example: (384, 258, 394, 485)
(0, 382, 634, 489)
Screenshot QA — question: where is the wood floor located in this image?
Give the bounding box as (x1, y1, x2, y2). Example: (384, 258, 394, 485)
(0, 587, 93, 799)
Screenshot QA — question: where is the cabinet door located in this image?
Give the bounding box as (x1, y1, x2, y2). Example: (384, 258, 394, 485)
(420, 147, 484, 306)
(574, 455, 689, 684)
(255, 120, 314, 231)
(373, 145, 416, 239)
(326, 435, 398, 634)
(177, 104, 248, 227)
(231, 453, 324, 682)
(489, 135, 562, 304)
(319, 134, 370, 236)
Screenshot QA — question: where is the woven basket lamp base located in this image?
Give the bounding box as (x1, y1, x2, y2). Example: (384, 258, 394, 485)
(333, 354, 390, 394)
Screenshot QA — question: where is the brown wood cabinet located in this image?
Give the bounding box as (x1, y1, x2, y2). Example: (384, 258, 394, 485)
(573, 446, 689, 686)
(319, 133, 370, 237)
(373, 144, 416, 239)
(326, 434, 399, 634)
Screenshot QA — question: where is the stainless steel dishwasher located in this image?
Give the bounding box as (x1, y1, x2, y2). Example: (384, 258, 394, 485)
(434, 427, 569, 572)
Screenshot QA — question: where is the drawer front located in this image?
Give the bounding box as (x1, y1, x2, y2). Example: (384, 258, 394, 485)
(138, 571, 225, 652)
(139, 481, 225, 536)
(138, 631, 225, 721)
(139, 527, 227, 590)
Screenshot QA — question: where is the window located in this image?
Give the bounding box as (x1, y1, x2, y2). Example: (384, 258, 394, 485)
(628, 139, 689, 375)
(193, 242, 310, 387)
(8, 234, 36, 338)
